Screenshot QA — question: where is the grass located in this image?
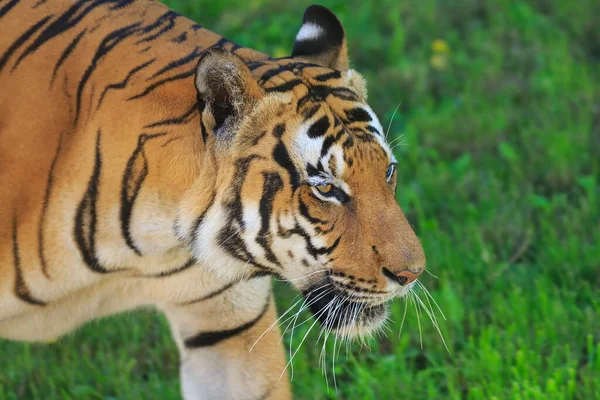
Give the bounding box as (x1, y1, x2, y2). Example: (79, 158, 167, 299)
(1, 0, 599, 399)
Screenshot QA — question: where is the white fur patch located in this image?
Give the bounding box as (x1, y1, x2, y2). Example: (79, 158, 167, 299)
(362, 105, 395, 160)
(292, 121, 325, 169)
(295, 23, 324, 42)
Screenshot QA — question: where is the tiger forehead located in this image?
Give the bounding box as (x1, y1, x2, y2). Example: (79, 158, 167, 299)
(254, 60, 344, 89)
(252, 61, 374, 133)
(248, 61, 392, 176)
(253, 61, 356, 105)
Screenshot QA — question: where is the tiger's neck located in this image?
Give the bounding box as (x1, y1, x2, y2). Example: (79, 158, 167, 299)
(62, 1, 272, 271)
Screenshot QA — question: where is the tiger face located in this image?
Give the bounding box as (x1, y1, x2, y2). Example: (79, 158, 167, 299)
(184, 6, 425, 338)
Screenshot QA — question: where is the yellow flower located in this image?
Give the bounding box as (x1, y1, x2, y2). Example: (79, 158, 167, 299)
(430, 54, 448, 70)
(431, 39, 450, 54)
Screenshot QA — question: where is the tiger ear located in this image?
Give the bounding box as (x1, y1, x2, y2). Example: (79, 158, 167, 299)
(195, 49, 264, 139)
(291, 5, 349, 71)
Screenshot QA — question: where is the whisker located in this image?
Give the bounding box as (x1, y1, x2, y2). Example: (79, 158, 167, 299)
(398, 295, 409, 339)
(252, 280, 332, 351)
(284, 286, 334, 379)
(328, 297, 347, 392)
(280, 295, 339, 381)
(250, 293, 304, 351)
(410, 291, 423, 349)
(413, 290, 451, 354)
(416, 280, 447, 321)
(390, 141, 407, 151)
(274, 269, 328, 282)
(425, 269, 439, 279)
(317, 323, 332, 389)
(281, 285, 334, 338)
(385, 100, 403, 140)
(387, 134, 405, 147)
(283, 284, 337, 381)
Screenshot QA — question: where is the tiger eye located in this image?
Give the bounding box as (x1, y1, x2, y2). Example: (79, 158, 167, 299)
(317, 184, 333, 194)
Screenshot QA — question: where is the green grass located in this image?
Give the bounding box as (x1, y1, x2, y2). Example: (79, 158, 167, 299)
(2, 0, 599, 399)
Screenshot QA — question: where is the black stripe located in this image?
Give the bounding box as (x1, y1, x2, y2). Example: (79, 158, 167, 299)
(299, 197, 327, 225)
(32, 0, 48, 9)
(314, 71, 341, 82)
(184, 300, 270, 348)
(320, 235, 341, 255)
(0, 0, 19, 18)
(13, 214, 46, 306)
(314, 220, 336, 235)
(256, 173, 283, 268)
(366, 125, 380, 135)
(320, 130, 344, 158)
(179, 281, 236, 305)
(250, 130, 267, 147)
(142, 258, 195, 278)
(144, 102, 197, 128)
(302, 104, 320, 119)
(296, 93, 312, 111)
(191, 193, 215, 245)
(211, 37, 242, 52)
(307, 116, 329, 138)
(75, 22, 141, 123)
(218, 155, 272, 273)
(128, 68, 195, 100)
(212, 37, 229, 48)
(74, 130, 117, 273)
(149, 46, 201, 79)
(12, 0, 134, 71)
(272, 123, 285, 138)
(342, 136, 354, 149)
(171, 31, 187, 43)
(108, 0, 135, 11)
(329, 87, 360, 101)
(248, 61, 265, 71)
(257, 64, 287, 85)
(218, 156, 258, 258)
(51, 29, 87, 86)
(308, 85, 359, 103)
(272, 142, 300, 189)
(279, 222, 341, 259)
(0, 15, 52, 72)
(96, 58, 155, 109)
(306, 163, 321, 178)
(265, 79, 303, 93)
(345, 107, 372, 123)
(120, 133, 166, 256)
(135, 10, 179, 44)
(38, 131, 64, 279)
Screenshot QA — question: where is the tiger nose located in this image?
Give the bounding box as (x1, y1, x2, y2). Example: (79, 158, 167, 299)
(382, 267, 423, 286)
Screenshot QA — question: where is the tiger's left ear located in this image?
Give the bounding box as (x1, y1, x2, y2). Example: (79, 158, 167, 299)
(291, 5, 349, 71)
(195, 49, 264, 140)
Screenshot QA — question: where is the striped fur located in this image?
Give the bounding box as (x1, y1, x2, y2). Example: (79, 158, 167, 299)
(0, 2, 425, 399)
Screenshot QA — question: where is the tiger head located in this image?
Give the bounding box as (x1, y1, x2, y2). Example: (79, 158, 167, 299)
(183, 5, 425, 338)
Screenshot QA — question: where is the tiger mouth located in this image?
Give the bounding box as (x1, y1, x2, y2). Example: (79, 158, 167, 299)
(302, 284, 389, 337)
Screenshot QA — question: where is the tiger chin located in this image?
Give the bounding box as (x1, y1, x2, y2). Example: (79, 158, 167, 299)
(0, 1, 425, 399)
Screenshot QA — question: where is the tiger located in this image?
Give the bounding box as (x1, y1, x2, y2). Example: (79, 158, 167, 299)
(0, 0, 426, 398)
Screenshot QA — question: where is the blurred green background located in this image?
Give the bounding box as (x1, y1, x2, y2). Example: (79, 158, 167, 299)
(1, 0, 599, 399)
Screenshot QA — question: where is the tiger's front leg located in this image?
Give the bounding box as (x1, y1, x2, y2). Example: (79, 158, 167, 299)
(161, 277, 291, 400)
